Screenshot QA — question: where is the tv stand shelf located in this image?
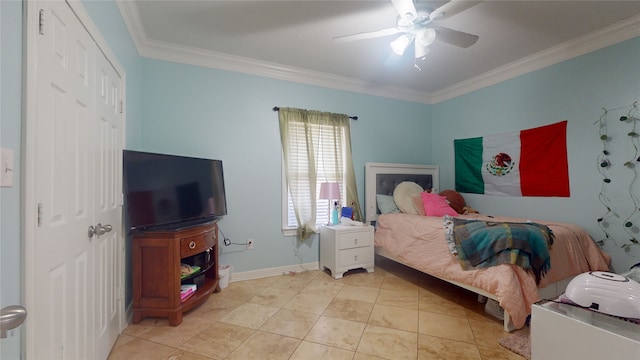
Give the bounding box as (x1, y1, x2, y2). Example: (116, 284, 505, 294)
(132, 221, 220, 326)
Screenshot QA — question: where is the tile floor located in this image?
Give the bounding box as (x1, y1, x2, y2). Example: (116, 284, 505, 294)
(108, 256, 528, 360)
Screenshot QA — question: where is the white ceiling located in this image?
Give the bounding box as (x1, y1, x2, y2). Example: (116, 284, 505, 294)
(118, 0, 640, 103)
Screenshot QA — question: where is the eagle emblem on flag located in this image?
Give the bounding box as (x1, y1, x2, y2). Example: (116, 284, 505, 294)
(486, 152, 514, 176)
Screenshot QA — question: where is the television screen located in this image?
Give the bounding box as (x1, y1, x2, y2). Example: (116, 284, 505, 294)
(123, 150, 227, 232)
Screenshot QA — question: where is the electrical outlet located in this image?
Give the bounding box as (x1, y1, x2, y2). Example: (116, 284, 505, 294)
(247, 239, 254, 250)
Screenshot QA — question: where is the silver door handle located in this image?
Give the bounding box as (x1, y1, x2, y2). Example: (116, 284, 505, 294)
(95, 223, 112, 236)
(88, 223, 113, 237)
(1, 305, 27, 338)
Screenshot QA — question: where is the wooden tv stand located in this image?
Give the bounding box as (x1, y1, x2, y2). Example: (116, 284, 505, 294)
(131, 221, 220, 326)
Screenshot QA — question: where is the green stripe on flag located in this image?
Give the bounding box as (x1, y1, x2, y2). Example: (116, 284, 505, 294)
(455, 137, 484, 194)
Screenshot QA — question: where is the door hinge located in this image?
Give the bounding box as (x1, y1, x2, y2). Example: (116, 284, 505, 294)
(37, 203, 43, 227)
(38, 9, 44, 35)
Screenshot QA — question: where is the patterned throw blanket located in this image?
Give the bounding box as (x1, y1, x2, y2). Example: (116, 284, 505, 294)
(452, 218, 554, 284)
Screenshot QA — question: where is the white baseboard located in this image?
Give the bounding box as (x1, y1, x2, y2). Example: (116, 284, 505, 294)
(122, 301, 133, 331)
(228, 261, 320, 282)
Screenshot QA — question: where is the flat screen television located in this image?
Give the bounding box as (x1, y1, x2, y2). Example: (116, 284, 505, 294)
(123, 150, 227, 232)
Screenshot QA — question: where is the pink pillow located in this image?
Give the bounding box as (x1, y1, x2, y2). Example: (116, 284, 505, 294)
(421, 192, 458, 217)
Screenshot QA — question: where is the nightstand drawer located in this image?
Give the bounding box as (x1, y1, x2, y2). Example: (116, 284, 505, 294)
(339, 247, 372, 267)
(338, 231, 372, 250)
(180, 231, 214, 258)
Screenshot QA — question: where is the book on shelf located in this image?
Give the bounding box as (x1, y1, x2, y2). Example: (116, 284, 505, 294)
(181, 284, 197, 293)
(180, 289, 195, 302)
(180, 284, 197, 302)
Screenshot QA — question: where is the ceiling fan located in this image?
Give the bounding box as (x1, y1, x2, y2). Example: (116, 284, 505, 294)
(334, 0, 481, 59)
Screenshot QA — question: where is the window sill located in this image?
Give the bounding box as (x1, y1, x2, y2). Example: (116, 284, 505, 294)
(282, 228, 297, 237)
(282, 226, 324, 237)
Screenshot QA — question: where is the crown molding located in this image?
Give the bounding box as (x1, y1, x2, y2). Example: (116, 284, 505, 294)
(430, 13, 640, 103)
(115, 0, 432, 104)
(116, 1, 640, 105)
(138, 38, 434, 104)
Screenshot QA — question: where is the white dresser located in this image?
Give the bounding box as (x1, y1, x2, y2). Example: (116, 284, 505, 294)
(319, 224, 374, 279)
(531, 300, 640, 360)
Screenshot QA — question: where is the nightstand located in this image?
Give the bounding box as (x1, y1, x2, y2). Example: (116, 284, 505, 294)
(319, 224, 374, 279)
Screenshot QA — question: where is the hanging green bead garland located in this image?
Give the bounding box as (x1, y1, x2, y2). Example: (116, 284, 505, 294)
(595, 108, 615, 246)
(596, 101, 640, 252)
(620, 103, 640, 249)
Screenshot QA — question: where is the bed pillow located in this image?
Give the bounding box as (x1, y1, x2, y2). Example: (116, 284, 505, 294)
(421, 192, 458, 216)
(376, 194, 400, 214)
(393, 181, 424, 214)
(411, 194, 426, 216)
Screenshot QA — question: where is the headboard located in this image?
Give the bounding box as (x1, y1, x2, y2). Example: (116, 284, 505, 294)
(365, 162, 439, 223)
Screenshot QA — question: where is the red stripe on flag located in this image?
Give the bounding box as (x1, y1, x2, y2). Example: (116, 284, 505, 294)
(519, 120, 570, 197)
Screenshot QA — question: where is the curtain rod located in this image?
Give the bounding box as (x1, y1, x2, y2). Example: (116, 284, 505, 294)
(272, 106, 358, 120)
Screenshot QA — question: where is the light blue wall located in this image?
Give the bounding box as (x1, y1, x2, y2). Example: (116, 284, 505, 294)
(139, 58, 432, 273)
(0, 1, 23, 358)
(432, 37, 640, 272)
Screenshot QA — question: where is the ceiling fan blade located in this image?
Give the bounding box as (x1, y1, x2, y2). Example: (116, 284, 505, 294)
(434, 26, 479, 48)
(391, 0, 418, 24)
(333, 27, 402, 43)
(430, 0, 482, 21)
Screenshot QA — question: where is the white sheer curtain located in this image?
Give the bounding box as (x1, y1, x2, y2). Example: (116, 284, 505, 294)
(278, 107, 362, 240)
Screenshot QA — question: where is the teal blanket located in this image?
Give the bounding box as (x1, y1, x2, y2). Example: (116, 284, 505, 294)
(452, 218, 554, 284)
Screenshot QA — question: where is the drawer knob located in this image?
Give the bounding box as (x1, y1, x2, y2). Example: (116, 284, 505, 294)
(189, 241, 196, 249)
(355, 254, 358, 261)
(354, 238, 358, 244)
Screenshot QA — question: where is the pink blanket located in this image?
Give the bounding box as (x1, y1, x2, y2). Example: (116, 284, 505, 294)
(374, 213, 611, 329)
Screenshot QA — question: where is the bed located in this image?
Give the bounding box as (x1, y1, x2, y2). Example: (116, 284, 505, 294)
(365, 162, 611, 331)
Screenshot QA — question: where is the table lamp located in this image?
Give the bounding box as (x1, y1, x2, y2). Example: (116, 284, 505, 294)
(319, 182, 340, 225)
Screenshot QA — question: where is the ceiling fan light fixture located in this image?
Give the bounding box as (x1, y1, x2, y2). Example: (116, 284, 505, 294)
(416, 28, 437, 47)
(415, 43, 430, 59)
(390, 34, 413, 55)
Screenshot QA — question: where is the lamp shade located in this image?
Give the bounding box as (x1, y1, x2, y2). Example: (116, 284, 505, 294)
(319, 182, 341, 200)
(416, 28, 436, 47)
(415, 43, 430, 59)
(415, 28, 436, 59)
(390, 34, 413, 56)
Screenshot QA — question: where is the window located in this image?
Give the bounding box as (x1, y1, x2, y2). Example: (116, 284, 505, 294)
(278, 108, 356, 238)
(281, 121, 347, 235)
(284, 181, 345, 229)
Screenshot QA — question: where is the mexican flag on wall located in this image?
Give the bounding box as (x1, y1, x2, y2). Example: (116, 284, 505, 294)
(454, 120, 570, 197)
